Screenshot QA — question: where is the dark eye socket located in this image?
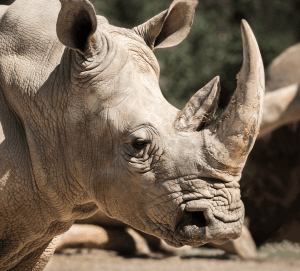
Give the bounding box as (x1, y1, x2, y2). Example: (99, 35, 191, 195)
(132, 139, 149, 150)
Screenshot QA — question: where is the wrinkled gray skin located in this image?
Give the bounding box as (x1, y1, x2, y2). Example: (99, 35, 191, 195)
(0, 0, 264, 270)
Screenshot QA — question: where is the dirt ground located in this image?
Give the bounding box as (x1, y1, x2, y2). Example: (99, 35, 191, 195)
(45, 242, 300, 271)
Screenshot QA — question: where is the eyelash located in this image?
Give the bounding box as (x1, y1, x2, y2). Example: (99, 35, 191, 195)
(132, 139, 149, 150)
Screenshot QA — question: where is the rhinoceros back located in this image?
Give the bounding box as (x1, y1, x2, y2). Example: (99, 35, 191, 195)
(265, 43, 300, 92)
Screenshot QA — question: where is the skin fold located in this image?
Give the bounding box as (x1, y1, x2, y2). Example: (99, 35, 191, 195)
(0, 0, 264, 270)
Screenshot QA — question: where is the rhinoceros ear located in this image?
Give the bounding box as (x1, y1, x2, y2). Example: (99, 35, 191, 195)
(56, 0, 98, 56)
(133, 0, 198, 51)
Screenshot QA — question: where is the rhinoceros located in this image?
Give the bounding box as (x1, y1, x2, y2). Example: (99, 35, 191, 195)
(0, 0, 264, 270)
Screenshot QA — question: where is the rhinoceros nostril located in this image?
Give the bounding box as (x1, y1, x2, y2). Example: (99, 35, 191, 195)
(176, 210, 208, 232)
(185, 211, 207, 228)
(175, 210, 208, 242)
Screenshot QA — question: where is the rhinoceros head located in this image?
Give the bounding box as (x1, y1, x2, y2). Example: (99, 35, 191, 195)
(55, 0, 264, 247)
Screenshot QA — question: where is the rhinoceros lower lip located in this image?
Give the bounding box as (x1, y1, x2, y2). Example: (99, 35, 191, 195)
(173, 200, 243, 246)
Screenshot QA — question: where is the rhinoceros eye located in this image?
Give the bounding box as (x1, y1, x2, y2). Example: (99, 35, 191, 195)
(132, 139, 149, 150)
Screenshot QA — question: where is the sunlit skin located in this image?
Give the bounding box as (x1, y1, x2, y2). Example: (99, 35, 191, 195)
(0, 0, 264, 270)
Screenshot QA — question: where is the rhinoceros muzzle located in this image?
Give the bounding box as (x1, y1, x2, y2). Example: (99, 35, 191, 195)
(174, 200, 244, 246)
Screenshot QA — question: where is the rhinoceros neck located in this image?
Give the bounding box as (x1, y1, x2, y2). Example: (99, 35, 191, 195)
(0, 50, 99, 226)
(0, 83, 74, 269)
(0, 76, 98, 221)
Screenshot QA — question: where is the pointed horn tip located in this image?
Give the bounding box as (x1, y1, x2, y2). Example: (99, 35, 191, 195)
(213, 75, 220, 85)
(240, 19, 255, 38)
(211, 76, 221, 92)
(240, 19, 250, 30)
(176, 0, 198, 4)
(170, 0, 198, 10)
(212, 75, 220, 81)
(239, 19, 263, 74)
(240, 20, 259, 50)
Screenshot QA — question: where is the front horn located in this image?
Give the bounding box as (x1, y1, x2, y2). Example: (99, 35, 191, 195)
(201, 20, 265, 182)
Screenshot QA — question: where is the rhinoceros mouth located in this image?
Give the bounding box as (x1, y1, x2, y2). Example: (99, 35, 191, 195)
(172, 199, 244, 247)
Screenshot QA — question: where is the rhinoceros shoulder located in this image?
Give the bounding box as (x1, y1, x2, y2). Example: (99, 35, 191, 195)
(0, 0, 65, 111)
(0, 0, 63, 73)
(0, 0, 61, 47)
